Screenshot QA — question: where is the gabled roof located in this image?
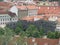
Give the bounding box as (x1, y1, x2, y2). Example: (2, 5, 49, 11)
(0, 2, 16, 17)
(0, 2, 13, 14)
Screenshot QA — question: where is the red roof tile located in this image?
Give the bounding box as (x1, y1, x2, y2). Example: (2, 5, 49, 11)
(16, 5, 38, 10)
(0, 2, 12, 8)
(38, 6, 60, 15)
(27, 38, 59, 45)
(0, 2, 13, 14)
(21, 15, 43, 21)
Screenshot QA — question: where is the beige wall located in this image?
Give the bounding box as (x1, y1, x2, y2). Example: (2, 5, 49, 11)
(18, 10, 28, 19)
(28, 9, 38, 16)
(18, 9, 38, 19)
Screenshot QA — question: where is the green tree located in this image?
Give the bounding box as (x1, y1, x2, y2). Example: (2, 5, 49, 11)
(14, 35, 27, 45)
(0, 28, 4, 36)
(54, 31, 60, 39)
(15, 27, 23, 35)
(47, 31, 60, 39)
(16, 21, 23, 29)
(26, 24, 40, 38)
(14, 21, 23, 35)
(0, 28, 4, 45)
(39, 26, 44, 38)
(2, 27, 14, 45)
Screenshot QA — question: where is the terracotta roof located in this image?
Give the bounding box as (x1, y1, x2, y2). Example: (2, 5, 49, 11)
(38, 6, 60, 15)
(0, 10, 16, 16)
(0, 10, 8, 14)
(21, 15, 43, 21)
(26, 5, 38, 9)
(27, 38, 59, 45)
(16, 5, 38, 10)
(0, 2, 12, 8)
(0, 2, 13, 14)
(16, 5, 27, 10)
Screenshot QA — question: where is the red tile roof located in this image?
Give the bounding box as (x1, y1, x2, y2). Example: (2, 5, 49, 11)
(0, 2, 12, 8)
(27, 38, 59, 45)
(38, 6, 60, 15)
(0, 2, 13, 14)
(17, 5, 27, 10)
(21, 15, 43, 21)
(0, 10, 8, 14)
(16, 5, 38, 10)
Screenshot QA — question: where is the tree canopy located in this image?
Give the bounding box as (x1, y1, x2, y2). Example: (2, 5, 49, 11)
(47, 31, 60, 39)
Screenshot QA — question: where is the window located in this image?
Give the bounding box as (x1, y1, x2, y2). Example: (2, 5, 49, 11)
(5, 16, 6, 17)
(3, 16, 4, 17)
(3, 19, 4, 21)
(13, 18, 14, 20)
(10, 18, 11, 21)
(1, 23, 2, 24)
(3, 23, 4, 24)
(1, 19, 2, 21)
(13, 23, 15, 25)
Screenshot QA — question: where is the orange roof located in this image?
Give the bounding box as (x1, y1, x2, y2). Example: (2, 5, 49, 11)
(16, 5, 38, 10)
(0, 2, 13, 14)
(21, 15, 43, 21)
(27, 38, 59, 45)
(0, 2, 12, 8)
(16, 5, 27, 10)
(38, 6, 60, 15)
(26, 5, 38, 9)
(0, 10, 8, 14)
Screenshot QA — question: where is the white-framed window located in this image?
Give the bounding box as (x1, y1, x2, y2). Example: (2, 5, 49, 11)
(1, 19, 2, 21)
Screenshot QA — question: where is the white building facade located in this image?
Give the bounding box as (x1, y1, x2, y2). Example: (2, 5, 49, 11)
(0, 6, 18, 28)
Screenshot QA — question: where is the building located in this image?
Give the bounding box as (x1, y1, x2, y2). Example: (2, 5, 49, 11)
(0, 2, 18, 28)
(21, 15, 43, 21)
(27, 38, 59, 45)
(38, 6, 60, 31)
(37, 1, 59, 6)
(3, 0, 34, 2)
(14, 0, 34, 2)
(17, 5, 38, 19)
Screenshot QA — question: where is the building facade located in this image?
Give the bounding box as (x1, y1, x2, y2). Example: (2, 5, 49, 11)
(17, 5, 38, 19)
(0, 6, 18, 28)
